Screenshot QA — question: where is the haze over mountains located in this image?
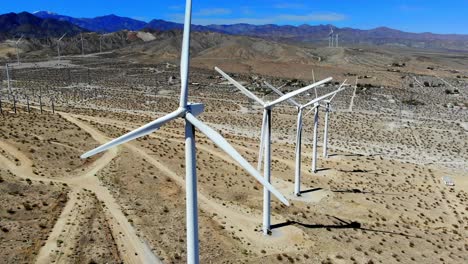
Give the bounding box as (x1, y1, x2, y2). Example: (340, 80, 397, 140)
(1, 11, 468, 50)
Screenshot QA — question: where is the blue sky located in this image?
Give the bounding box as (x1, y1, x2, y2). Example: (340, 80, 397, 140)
(4, 0, 468, 34)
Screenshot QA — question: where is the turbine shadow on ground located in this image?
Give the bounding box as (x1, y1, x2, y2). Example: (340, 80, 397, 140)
(271, 217, 416, 238)
(338, 169, 374, 173)
(328, 153, 383, 158)
(331, 189, 400, 195)
(300, 187, 323, 194)
(331, 188, 400, 196)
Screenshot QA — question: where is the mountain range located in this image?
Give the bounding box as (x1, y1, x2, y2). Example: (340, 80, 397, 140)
(0, 12, 84, 40)
(33, 11, 147, 33)
(1, 11, 467, 50)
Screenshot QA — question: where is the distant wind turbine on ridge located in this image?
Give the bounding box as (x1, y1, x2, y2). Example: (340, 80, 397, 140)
(329, 26, 334, 47)
(57, 33, 67, 60)
(80, 33, 85, 55)
(15, 35, 24, 65)
(79, 0, 289, 263)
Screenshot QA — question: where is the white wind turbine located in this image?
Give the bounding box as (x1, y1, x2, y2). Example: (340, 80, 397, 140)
(215, 67, 331, 234)
(322, 82, 345, 159)
(99, 35, 103, 54)
(311, 81, 347, 173)
(15, 35, 24, 65)
(263, 82, 345, 196)
(329, 26, 334, 47)
(80, 1, 289, 263)
(57, 33, 67, 60)
(80, 33, 85, 55)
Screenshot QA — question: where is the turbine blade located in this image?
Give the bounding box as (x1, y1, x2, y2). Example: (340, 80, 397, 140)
(81, 109, 183, 159)
(178, 0, 193, 107)
(16, 36, 23, 44)
(58, 33, 67, 41)
(264, 81, 301, 108)
(301, 87, 346, 110)
(329, 80, 347, 102)
(304, 104, 319, 117)
(266, 77, 333, 108)
(185, 113, 289, 206)
(215, 67, 265, 106)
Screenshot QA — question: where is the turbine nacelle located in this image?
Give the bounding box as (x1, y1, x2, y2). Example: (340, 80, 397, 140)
(186, 102, 205, 117)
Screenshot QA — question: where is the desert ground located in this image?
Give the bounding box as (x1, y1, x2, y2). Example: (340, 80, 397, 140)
(0, 45, 467, 264)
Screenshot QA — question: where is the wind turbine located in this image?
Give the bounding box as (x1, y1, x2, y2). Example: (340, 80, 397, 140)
(99, 35, 103, 53)
(329, 26, 334, 47)
(79, 1, 289, 263)
(311, 81, 347, 173)
(335, 33, 339, 48)
(80, 33, 85, 55)
(57, 33, 67, 60)
(215, 67, 331, 234)
(15, 35, 24, 65)
(322, 82, 346, 159)
(264, 82, 345, 196)
(5, 64, 13, 101)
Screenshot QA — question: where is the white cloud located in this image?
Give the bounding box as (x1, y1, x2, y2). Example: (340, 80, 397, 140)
(279, 12, 347, 22)
(273, 3, 305, 9)
(167, 11, 347, 25)
(397, 5, 425, 12)
(168, 13, 273, 25)
(195, 8, 232, 16)
(168, 5, 184, 10)
(194, 17, 276, 25)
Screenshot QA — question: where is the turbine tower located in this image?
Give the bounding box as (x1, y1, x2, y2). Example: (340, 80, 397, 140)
(99, 35, 103, 53)
(80, 1, 289, 263)
(80, 33, 84, 55)
(322, 82, 345, 158)
(312, 81, 347, 172)
(15, 35, 24, 65)
(5, 64, 13, 100)
(57, 33, 67, 60)
(329, 26, 334, 47)
(216, 67, 331, 233)
(264, 82, 344, 196)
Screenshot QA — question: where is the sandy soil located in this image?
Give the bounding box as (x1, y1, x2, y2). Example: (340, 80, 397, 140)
(0, 49, 466, 263)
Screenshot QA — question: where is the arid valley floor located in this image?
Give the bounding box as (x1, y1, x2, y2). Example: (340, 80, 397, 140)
(0, 45, 467, 263)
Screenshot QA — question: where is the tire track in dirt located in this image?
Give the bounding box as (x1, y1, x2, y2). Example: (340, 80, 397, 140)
(60, 113, 162, 264)
(0, 111, 162, 263)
